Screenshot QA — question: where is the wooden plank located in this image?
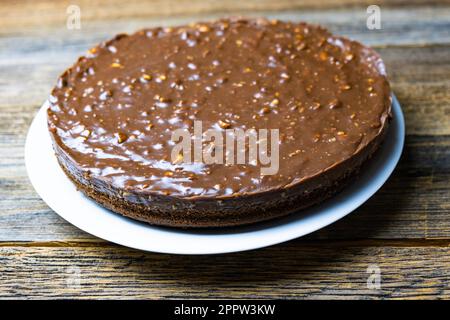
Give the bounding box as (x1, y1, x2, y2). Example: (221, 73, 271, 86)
(2, 0, 447, 31)
(0, 244, 449, 299)
(0, 134, 449, 241)
(1, 6, 450, 47)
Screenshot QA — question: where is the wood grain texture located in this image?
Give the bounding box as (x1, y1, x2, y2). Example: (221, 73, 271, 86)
(2, 0, 447, 31)
(0, 0, 449, 299)
(1, 244, 449, 299)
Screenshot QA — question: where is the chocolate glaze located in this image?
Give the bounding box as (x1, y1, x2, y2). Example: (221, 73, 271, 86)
(47, 18, 391, 227)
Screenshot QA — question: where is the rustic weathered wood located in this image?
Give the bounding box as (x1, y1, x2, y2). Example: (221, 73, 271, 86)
(2, 6, 450, 52)
(0, 0, 449, 299)
(1, 244, 449, 299)
(2, 0, 448, 31)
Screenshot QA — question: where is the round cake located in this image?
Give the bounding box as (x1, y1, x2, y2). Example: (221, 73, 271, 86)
(47, 18, 392, 227)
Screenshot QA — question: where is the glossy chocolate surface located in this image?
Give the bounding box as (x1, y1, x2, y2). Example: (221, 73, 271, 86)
(48, 18, 391, 198)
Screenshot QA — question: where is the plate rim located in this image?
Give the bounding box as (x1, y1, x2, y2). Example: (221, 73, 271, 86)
(25, 95, 405, 254)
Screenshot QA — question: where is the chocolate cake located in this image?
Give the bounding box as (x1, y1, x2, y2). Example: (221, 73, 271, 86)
(47, 18, 392, 227)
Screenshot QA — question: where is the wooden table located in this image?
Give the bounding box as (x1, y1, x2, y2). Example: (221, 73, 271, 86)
(1, 0, 449, 299)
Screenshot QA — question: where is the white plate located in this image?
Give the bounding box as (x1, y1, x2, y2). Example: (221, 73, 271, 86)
(25, 96, 404, 254)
